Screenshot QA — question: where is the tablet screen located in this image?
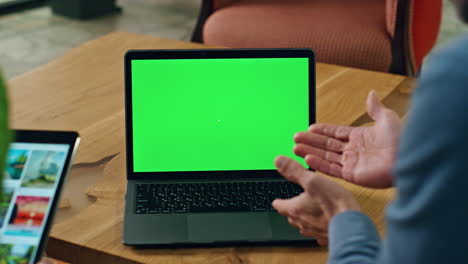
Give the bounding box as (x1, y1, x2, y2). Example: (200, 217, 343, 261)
(1, 142, 70, 264)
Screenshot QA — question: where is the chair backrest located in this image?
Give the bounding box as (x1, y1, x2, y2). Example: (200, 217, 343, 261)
(193, 0, 442, 75)
(192, 0, 241, 43)
(213, 0, 238, 10)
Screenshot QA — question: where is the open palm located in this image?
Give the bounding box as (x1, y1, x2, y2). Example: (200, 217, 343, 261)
(294, 91, 401, 188)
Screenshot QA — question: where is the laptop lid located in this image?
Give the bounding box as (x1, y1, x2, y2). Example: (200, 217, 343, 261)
(2, 130, 80, 264)
(125, 49, 315, 180)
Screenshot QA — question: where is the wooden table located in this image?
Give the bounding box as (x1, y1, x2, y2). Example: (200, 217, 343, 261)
(8, 32, 414, 264)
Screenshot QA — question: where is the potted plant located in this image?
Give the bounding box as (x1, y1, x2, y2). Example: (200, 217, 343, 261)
(50, 0, 121, 20)
(0, 73, 11, 192)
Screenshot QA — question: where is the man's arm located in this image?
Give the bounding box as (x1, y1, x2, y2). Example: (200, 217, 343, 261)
(328, 211, 380, 264)
(328, 36, 468, 264)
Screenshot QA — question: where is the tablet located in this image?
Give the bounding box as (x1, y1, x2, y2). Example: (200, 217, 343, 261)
(1, 130, 79, 264)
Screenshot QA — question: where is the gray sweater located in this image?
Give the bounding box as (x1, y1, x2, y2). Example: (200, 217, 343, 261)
(328, 35, 468, 264)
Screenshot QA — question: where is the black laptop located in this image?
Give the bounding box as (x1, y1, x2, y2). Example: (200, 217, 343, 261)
(123, 49, 315, 246)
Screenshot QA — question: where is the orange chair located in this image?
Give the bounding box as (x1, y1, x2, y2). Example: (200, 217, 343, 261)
(192, 0, 442, 75)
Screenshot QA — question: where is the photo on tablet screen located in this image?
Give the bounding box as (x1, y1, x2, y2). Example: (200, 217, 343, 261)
(5, 196, 50, 237)
(5, 149, 29, 180)
(0, 243, 35, 264)
(20, 151, 66, 189)
(0, 187, 14, 228)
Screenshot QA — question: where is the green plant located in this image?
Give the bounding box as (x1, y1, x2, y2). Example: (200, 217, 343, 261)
(0, 73, 11, 193)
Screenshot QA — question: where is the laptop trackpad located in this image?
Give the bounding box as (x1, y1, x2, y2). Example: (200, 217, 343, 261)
(188, 213, 272, 242)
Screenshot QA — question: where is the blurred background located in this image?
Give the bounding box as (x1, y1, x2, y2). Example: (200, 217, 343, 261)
(0, 0, 467, 78)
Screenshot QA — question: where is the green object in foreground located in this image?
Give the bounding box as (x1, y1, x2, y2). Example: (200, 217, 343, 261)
(131, 58, 309, 172)
(0, 73, 11, 194)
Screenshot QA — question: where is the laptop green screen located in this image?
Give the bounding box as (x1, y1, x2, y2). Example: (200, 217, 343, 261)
(131, 58, 309, 172)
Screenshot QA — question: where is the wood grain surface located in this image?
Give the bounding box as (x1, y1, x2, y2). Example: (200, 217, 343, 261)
(7, 32, 413, 264)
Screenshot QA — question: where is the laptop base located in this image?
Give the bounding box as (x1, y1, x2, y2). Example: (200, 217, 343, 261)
(123, 180, 314, 246)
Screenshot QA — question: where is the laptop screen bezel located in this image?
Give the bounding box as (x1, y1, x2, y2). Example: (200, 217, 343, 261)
(125, 49, 315, 180)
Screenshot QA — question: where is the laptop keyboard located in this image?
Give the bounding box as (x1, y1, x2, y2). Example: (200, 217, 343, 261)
(135, 181, 303, 214)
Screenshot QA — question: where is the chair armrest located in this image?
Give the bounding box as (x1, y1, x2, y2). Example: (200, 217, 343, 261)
(386, 0, 399, 38)
(213, 0, 240, 10)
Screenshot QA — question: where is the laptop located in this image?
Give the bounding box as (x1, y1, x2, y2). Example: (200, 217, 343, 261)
(123, 49, 315, 246)
(2, 130, 79, 263)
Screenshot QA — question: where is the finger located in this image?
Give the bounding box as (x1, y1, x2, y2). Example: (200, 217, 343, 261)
(305, 155, 343, 178)
(315, 237, 329, 247)
(300, 229, 317, 238)
(272, 195, 303, 217)
(299, 229, 328, 245)
(295, 218, 327, 234)
(367, 90, 389, 122)
(275, 156, 315, 187)
(299, 228, 322, 237)
(294, 132, 345, 153)
(294, 144, 342, 164)
(288, 217, 301, 229)
(277, 199, 327, 232)
(289, 217, 326, 237)
(309, 123, 353, 140)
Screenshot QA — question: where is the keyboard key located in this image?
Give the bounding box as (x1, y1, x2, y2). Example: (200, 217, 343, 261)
(136, 208, 147, 214)
(148, 208, 159, 214)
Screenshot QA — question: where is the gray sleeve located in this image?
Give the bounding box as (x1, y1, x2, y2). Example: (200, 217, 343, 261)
(328, 37, 468, 264)
(328, 211, 380, 264)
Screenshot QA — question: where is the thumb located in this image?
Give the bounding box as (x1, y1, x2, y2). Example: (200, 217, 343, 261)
(366, 90, 388, 122)
(272, 195, 302, 216)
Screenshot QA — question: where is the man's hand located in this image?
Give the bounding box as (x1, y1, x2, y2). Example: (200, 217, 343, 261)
(294, 91, 401, 188)
(272, 156, 361, 246)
